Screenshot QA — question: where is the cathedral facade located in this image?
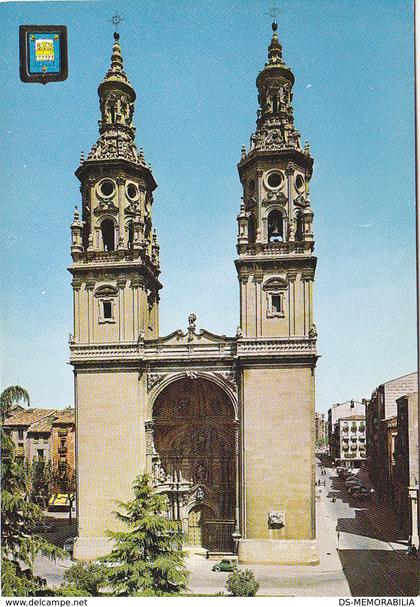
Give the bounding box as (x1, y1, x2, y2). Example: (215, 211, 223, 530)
(69, 23, 318, 565)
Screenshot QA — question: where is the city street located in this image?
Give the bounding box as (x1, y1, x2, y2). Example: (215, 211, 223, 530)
(33, 460, 419, 596)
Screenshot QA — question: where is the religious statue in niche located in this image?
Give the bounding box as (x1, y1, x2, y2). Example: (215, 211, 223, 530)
(195, 462, 207, 482)
(105, 92, 119, 123)
(154, 463, 167, 484)
(288, 220, 296, 242)
(196, 487, 205, 501)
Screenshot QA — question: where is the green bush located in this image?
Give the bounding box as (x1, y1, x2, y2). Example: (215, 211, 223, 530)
(226, 569, 259, 597)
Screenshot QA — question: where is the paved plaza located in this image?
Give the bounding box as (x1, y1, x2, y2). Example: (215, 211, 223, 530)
(34, 459, 419, 596)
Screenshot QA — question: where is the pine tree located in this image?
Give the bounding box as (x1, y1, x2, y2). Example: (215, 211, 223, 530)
(101, 473, 189, 596)
(1, 386, 63, 596)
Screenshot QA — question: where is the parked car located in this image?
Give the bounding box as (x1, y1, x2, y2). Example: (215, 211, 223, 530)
(339, 470, 354, 480)
(212, 557, 238, 572)
(352, 489, 371, 500)
(344, 479, 361, 488)
(49, 493, 74, 512)
(348, 484, 366, 495)
(63, 536, 76, 555)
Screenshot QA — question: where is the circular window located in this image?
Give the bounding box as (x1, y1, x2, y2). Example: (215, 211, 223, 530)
(248, 179, 256, 193)
(126, 183, 138, 200)
(295, 175, 305, 192)
(267, 172, 282, 189)
(100, 180, 115, 197)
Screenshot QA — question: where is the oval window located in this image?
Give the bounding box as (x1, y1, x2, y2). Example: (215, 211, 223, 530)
(295, 175, 305, 192)
(126, 183, 138, 200)
(100, 180, 114, 197)
(267, 172, 282, 188)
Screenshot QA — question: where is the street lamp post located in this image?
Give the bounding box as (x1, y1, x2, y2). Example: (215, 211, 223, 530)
(232, 529, 241, 556)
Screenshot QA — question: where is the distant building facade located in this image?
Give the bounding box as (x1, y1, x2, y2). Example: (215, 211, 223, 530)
(366, 372, 417, 501)
(394, 392, 419, 546)
(327, 400, 365, 466)
(335, 416, 366, 468)
(315, 412, 327, 446)
(4, 407, 75, 477)
(51, 409, 76, 475)
(4, 408, 56, 461)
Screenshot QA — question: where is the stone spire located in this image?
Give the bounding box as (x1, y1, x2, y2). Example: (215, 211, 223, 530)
(85, 32, 146, 166)
(244, 22, 304, 157)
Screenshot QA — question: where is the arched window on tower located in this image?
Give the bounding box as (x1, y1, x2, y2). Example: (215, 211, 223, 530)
(101, 219, 115, 251)
(127, 220, 134, 249)
(296, 211, 304, 241)
(248, 213, 256, 244)
(268, 210, 283, 242)
(272, 95, 278, 114)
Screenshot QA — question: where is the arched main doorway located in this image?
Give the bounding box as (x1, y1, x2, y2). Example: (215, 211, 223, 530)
(148, 376, 237, 553)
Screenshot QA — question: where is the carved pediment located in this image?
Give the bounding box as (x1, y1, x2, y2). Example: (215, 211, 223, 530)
(154, 328, 230, 346)
(94, 199, 119, 215)
(263, 190, 288, 206)
(263, 277, 288, 290)
(94, 284, 118, 297)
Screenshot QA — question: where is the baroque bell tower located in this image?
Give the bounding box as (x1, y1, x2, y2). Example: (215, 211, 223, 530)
(70, 32, 161, 345)
(235, 22, 318, 564)
(69, 32, 161, 560)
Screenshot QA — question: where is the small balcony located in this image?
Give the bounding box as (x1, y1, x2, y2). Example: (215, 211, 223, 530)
(58, 446, 67, 455)
(58, 428, 68, 437)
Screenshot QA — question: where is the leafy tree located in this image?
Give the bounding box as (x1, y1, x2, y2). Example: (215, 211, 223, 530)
(51, 465, 76, 525)
(1, 386, 64, 596)
(61, 562, 107, 596)
(31, 460, 53, 508)
(226, 569, 260, 597)
(1, 385, 30, 420)
(101, 473, 189, 596)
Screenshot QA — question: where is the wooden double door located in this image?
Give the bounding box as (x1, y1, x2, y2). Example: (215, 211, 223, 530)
(187, 504, 212, 547)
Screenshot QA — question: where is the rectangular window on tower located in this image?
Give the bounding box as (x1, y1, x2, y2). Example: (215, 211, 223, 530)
(267, 292, 285, 318)
(98, 298, 116, 323)
(272, 295, 281, 313)
(103, 301, 112, 319)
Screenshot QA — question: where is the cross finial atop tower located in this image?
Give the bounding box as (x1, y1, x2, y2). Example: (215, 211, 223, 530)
(111, 12, 124, 33)
(268, 1, 281, 21)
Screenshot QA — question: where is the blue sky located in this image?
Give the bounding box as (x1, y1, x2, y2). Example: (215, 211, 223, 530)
(0, 0, 416, 413)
